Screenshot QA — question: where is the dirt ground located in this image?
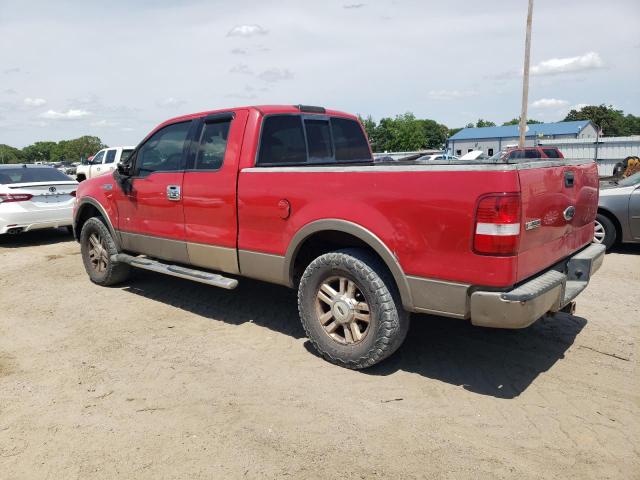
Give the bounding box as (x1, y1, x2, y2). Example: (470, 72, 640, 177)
(0, 229, 638, 479)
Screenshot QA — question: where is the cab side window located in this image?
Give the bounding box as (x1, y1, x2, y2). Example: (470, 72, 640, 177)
(136, 121, 191, 176)
(105, 149, 117, 164)
(194, 120, 231, 170)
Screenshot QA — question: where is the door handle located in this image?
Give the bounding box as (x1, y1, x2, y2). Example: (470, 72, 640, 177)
(167, 185, 181, 201)
(564, 171, 574, 188)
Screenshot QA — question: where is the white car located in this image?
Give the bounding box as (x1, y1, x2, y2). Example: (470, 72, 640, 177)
(0, 165, 78, 235)
(416, 154, 460, 162)
(76, 146, 135, 182)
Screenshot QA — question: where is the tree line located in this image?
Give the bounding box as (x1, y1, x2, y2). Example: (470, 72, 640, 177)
(360, 104, 640, 153)
(1, 105, 638, 162)
(0, 136, 106, 164)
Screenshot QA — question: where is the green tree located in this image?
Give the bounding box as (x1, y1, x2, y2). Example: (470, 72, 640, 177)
(358, 115, 378, 150)
(502, 117, 542, 126)
(421, 119, 449, 149)
(22, 141, 57, 163)
(0, 144, 25, 164)
(475, 119, 496, 128)
(564, 104, 628, 136)
(63, 136, 106, 162)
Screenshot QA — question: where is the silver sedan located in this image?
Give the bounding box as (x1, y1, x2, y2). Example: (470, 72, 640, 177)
(595, 172, 640, 249)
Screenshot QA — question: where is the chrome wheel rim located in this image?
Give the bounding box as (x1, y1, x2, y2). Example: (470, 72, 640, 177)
(88, 233, 109, 273)
(593, 220, 606, 244)
(315, 276, 371, 345)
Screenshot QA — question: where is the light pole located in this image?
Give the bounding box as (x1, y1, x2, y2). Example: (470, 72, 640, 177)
(518, 0, 534, 148)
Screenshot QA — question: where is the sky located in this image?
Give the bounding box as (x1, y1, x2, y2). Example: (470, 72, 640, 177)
(1, 0, 639, 148)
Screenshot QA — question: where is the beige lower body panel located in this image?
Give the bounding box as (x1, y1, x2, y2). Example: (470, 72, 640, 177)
(406, 276, 470, 318)
(237, 250, 289, 286)
(119, 231, 190, 264)
(187, 243, 239, 274)
(118, 231, 239, 275)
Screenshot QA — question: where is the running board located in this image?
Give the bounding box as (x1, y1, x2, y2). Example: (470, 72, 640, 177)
(112, 253, 238, 289)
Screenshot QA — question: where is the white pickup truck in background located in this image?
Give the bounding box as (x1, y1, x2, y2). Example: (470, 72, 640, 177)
(75, 146, 135, 182)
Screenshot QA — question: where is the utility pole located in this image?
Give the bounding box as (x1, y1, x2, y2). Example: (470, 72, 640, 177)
(518, 0, 534, 148)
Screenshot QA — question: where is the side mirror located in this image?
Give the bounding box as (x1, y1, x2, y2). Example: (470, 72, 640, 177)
(117, 163, 131, 176)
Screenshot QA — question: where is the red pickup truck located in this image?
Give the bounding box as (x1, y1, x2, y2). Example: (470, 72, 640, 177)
(73, 105, 605, 369)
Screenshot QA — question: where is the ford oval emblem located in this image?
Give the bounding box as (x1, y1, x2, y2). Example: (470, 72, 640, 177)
(563, 206, 576, 221)
(48, 186, 57, 193)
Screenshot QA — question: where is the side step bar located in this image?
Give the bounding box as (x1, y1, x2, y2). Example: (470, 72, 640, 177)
(112, 253, 238, 290)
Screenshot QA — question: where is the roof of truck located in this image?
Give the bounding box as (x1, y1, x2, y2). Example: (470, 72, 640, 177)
(160, 105, 354, 127)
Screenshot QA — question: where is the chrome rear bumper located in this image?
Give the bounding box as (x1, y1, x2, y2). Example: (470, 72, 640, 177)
(469, 244, 605, 329)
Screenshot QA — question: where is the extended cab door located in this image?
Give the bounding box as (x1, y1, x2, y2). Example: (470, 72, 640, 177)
(89, 149, 106, 179)
(102, 148, 119, 176)
(114, 120, 193, 263)
(181, 110, 248, 274)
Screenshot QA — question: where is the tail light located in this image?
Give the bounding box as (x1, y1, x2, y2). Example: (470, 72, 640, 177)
(474, 193, 521, 255)
(0, 193, 33, 203)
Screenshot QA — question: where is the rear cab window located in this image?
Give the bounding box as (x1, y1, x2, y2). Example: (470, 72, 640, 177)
(542, 148, 561, 159)
(0, 167, 73, 184)
(257, 114, 372, 167)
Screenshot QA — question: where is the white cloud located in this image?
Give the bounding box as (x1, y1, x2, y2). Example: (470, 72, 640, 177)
(90, 119, 118, 127)
(258, 68, 294, 83)
(230, 64, 253, 75)
(227, 24, 268, 37)
(531, 52, 604, 76)
(531, 98, 569, 109)
(24, 97, 46, 106)
(568, 103, 589, 112)
(156, 97, 186, 107)
(428, 89, 478, 100)
(343, 3, 366, 8)
(231, 48, 247, 55)
(39, 108, 90, 119)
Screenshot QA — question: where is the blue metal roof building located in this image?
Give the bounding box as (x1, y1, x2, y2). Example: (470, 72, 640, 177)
(447, 120, 598, 157)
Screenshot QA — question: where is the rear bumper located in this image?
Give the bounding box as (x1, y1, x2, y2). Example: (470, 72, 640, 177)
(469, 244, 605, 328)
(0, 218, 72, 234)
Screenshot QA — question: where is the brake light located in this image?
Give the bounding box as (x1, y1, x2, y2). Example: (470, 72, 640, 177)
(0, 193, 33, 203)
(474, 193, 521, 255)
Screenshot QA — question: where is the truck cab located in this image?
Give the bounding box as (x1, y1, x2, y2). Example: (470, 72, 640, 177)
(76, 146, 135, 182)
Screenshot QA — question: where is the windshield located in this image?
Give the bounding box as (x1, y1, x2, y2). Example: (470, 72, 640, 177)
(0, 167, 73, 184)
(619, 172, 640, 187)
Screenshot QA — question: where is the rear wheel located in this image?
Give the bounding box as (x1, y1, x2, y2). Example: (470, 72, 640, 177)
(80, 217, 130, 285)
(298, 248, 410, 369)
(594, 213, 616, 251)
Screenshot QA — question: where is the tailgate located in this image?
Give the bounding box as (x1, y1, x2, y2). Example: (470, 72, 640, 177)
(516, 160, 599, 282)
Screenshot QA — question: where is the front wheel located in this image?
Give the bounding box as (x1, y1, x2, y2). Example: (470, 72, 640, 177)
(593, 213, 616, 251)
(298, 248, 410, 369)
(80, 217, 131, 286)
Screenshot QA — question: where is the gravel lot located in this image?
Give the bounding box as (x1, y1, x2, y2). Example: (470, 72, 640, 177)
(1, 229, 638, 479)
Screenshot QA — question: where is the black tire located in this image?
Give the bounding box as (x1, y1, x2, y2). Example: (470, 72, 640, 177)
(594, 213, 616, 251)
(76, 174, 86, 182)
(298, 248, 410, 369)
(80, 217, 131, 286)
